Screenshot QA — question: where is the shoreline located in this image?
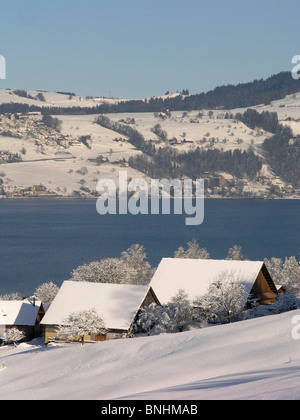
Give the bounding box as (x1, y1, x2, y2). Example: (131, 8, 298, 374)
(0, 195, 299, 201)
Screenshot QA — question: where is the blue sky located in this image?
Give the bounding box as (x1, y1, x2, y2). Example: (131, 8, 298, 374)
(0, 0, 299, 99)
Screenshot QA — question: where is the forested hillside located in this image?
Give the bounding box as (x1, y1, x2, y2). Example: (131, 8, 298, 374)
(234, 108, 300, 188)
(263, 128, 300, 187)
(128, 147, 262, 181)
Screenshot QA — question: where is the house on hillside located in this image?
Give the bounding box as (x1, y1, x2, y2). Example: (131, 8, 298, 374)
(149, 258, 278, 306)
(41, 281, 160, 344)
(0, 297, 45, 343)
(204, 175, 226, 189)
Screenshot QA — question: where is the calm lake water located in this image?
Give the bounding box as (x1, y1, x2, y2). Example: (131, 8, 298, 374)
(0, 198, 299, 296)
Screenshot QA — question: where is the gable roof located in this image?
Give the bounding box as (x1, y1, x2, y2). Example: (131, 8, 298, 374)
(149, 258, 265, 304)
(41, 281, 152, 331)
(0, 298, 42, 326)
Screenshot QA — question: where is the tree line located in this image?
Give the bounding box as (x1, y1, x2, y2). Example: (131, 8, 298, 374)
(235, 108, 279, 133)
(263, 127, 300, 187)
(1, 71, 299, 115)
(128, 145, 262, 181)
(234, 108, 300, 188)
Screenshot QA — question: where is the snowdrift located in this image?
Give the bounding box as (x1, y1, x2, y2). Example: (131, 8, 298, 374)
(1, 309, 300, 400)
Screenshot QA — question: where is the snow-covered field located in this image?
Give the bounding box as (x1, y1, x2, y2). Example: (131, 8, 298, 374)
(108, 110, 270, 152)
(0, 113, 144, 195)
(1, 309, 300, 400)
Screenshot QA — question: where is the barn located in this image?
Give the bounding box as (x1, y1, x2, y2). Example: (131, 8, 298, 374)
(149, 258, 278, 306)
(41, 280, 160, 344)
(0, 297, 45, 343)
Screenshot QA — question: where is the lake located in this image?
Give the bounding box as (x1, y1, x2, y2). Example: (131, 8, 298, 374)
(0, 198, 299, 296)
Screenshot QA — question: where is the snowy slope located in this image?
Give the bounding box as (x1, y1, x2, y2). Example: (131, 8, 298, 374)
(0, 113, 144, 195)
(1, 89, 300, 197)
(1, 309, 300, 400)
(0, 89, 180, 109)
(0, 89, 127, 108)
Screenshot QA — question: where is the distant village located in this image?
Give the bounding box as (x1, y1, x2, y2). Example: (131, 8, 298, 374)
(0, 112, 87, 198)
(0, 112, 75, 149)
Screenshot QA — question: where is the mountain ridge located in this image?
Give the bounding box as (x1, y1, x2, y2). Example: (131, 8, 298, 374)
(1, 71, 300, 115)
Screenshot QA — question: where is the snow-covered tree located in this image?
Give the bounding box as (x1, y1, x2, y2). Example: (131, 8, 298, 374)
(4, 327, 25, 347)
(264, 257, 284, 284)
(58, 308, 106, 344)
(70, 257, 137, 285)
(0, 292, 22, 300)
(226, 244, 244, 260)
(264, 256, 300, 296)
(194, 271, 248, 324)
(134, 290, 195, 335)
(34, 281, 59, 307)
(242, 290, 300, 320)
(133, 303, 168, 335)
(70, 243, 154, 285)
(165, 289, 194, 332)
(121, 243, 154, 285)
(271, 290, 299, 313)
(174, 239, 210, 259)
(281, 256, 300, 295)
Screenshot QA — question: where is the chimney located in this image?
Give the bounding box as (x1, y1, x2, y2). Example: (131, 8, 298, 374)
(33, 297, 36, 306)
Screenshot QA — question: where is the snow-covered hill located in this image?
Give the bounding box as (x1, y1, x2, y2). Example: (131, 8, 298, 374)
(0, 89, 181, 109)
(0, 89, 126, 108)
(0, 113, 144, 196)
(1, 309, 300, 400)
(0, 89, 300, 198)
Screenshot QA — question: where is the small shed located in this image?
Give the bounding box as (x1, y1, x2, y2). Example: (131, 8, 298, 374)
(149, 258, 278, 306)
(0, 297, 45, 342)
(41, 281, 160, 344)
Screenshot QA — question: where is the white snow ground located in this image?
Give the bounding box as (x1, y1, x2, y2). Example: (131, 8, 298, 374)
(1, 309, 300, 400)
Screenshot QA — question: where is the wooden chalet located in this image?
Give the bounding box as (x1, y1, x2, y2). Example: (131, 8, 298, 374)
(149, 258, 278, 306)
(41, 280, 160, 344)
(0, 297, 45, 342)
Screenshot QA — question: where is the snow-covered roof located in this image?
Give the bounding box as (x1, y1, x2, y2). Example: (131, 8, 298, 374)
(41, 281, 151, 331)
(0, 298, 42, 326)
(149, 258, 264, 304)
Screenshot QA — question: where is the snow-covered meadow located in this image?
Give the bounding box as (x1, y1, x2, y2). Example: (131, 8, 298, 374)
(0, 112, 144, 195)
(1, 308, 300, 400)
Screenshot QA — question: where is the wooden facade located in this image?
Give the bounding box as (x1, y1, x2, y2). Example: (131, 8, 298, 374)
(249, 263, 278, 305)
(0, 298, 45, 343)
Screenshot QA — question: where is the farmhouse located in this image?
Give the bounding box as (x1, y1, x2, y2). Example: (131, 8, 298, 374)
(0, 297, 45, 342)
(204, 175, 226, 189)
(41, 281, 159, 344)
(149, 258, 278, 306)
